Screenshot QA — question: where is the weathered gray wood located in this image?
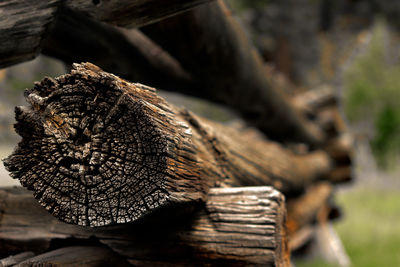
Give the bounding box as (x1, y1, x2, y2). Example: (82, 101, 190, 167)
(16, 246, 131, 267)
(0, 0, 212, 68)
(0, 252, 35, 267)
(142, 0, 325, 146)
(0, 0, 60, 68)
(0, 186, 290, 267)
(3, 63, 332, 226)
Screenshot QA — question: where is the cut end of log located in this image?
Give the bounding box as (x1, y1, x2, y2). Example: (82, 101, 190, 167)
(3, 62, 200, 227)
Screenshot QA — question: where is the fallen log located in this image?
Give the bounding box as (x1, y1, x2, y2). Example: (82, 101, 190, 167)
(0, 186, 289, 266)
(141, 0, 325, 146)
(0, 0, 212, 68)
(3, 63, 332, 227)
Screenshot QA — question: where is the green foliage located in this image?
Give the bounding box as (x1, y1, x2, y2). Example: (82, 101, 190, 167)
(295, 189, 400, 267)
(344, 19, 400, 168)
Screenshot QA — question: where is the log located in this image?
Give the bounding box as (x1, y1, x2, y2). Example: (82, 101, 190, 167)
(0, 186, 290, 266)
(3, 63, 332, 226)
(0, 0, 60, 67)
(0, 252, 35, 267)
(16, 247, 131, 267)
(285, 182, 333, 237)
(42, 7, 192, 91)
(0, 0, 212, 68)
(141, 0, 325, 146)
(64, 0, 212, 28)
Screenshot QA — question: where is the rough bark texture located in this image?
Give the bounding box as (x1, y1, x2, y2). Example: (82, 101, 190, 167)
(3, 63, 332, 227)
(0, 0, 212, 68)
(0, 186, 289, 267)
(0, 0, 60, 68)
(142, 0, 325, 146)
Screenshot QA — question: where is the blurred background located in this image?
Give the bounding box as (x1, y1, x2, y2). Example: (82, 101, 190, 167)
(1, 0, 400, 266)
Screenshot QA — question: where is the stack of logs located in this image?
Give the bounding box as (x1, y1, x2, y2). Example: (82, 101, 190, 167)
(0, 0, 353, 266)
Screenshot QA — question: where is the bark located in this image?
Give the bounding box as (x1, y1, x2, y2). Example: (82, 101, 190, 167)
(0, 0, 212, 68)
(0, 186, 289, 267)
(141, 0, 325, 146)
(3, 63, 332, 227)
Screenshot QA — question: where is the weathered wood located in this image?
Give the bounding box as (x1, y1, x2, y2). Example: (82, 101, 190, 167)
(0, 0, 212, 68)
(0, 252, 35, 267)
(42, 7, 191, 92)
(16, 246, 131, 267)
(3, 63, 332, 226)
(64, 0, 212, 28)
(0, 0, 60, 68)
(141, 0, 325, 146)
(286, 182, 333, 237)
(0, 186, 289, 266)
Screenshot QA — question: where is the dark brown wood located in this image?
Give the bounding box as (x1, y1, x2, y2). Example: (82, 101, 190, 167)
(0, 0, 60, 68)
(65, 0, 212, 28)
(41, 7, 191, 92)
(0, 0, 212, 68)
(0, 186, 289, 267)
(141, 0, 325, 146)
(3, 63, 332, 226)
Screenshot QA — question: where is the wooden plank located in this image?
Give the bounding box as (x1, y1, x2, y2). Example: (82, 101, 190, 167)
(0, 186, 290, 266)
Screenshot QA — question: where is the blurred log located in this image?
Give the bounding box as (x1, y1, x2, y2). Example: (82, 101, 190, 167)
(16, 247, 131, 267)
(293, 85, 337, 115)
(64, 0, 212, 28)
(0, 252, 35, 266)
(0, 186, 289, 266)
(3, 63, 331, 226)
(142, 0, 325, 146)
(313, 223, 351, 267)
(286, 182, 333, 237)
(42, 7, 191, 91)
(0, 0, 212, 68)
